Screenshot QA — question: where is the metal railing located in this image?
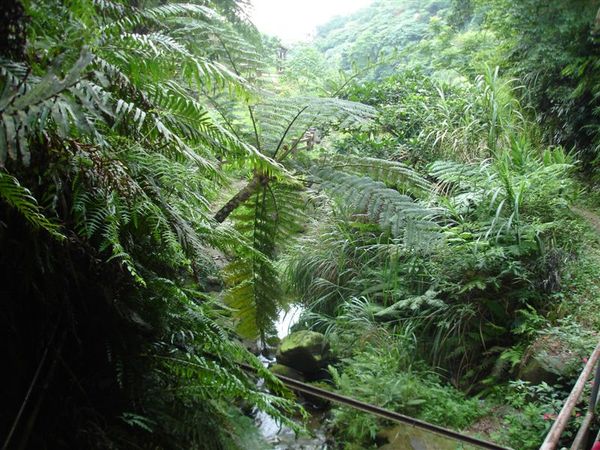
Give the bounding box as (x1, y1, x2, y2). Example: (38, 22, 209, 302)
(241, 361, 511, 450)
(540, 342, 600, 450)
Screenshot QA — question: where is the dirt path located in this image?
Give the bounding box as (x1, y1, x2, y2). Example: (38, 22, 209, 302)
(570, 205, 600, 235)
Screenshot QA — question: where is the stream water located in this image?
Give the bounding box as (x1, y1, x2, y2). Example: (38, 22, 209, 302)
(254, 306, 330, 449)
(253, 306, 474, 450)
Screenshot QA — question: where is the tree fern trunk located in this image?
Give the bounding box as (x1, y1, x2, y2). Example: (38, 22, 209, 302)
(213, 174, 269, 223)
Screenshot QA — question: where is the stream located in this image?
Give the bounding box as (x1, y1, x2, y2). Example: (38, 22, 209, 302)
(254, 306, 330, 449)
(254, 307, 468, 450)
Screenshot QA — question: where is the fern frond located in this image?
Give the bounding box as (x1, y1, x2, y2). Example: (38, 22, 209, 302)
(429, 159, 491, 193)
(0, 58, 29, 92)
(92, 0, 126, 16)
(142, 3, 217, 22)
(0, 171, 64, 239)
(313, 168, 442, 247)
(326, 154, 432, 196)
(0, 49, 103, 165)
(250, 96, 376, 158)
(99, 2, 216, 36)
(119, 32, 192, 58)
(2, 49, 93, 113)
(181, 18, 268, 80)
(223, 181, 305, 338)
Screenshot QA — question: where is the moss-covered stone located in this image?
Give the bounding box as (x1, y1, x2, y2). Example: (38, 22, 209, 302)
(519, 335, 581, 384)
(276, 330, 330, 376)
(269, 363, 305, 381)
(378, 423, 464, 450)
(279, 330, 326, 353)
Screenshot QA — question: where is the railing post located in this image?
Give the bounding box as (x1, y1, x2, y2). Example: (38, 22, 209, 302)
(570, 357, 600, 449)
(540, 342, 600, 450)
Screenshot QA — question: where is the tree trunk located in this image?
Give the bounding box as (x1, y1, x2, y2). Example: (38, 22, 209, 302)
(213, 174, 268, 223)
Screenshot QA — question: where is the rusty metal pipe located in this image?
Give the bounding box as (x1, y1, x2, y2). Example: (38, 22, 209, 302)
(540, 342, 600, 450)
(570, 356, 600, 449)
(240, 361, 510, 450)
(570, 410, 594, 450)
(588, 358, 600, 414)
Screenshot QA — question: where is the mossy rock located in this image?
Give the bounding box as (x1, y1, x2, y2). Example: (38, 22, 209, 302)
(264, 335, 281, 348)
(276, 330, 331, 376)
(269, 363, 305, 382)
(378, 423, 465, 450)
(519, 335, 581, 384)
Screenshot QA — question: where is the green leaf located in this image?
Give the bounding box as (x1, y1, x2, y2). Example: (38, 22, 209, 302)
(0, 172, 64, 239)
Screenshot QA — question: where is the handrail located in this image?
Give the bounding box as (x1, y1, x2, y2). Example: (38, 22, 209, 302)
(570, 357, 600, 450)
(241, 362, 511, 450)
(540, 341, 600, 450)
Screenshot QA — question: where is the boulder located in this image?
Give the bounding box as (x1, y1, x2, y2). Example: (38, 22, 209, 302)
(269, 363, 305, 382)
(276, 330, 331, 376)
(378, 423, 463, 450)
(519, 335, 581, 385)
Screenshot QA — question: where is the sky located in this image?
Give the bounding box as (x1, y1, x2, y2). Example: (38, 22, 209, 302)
(248, 0, 373, 44)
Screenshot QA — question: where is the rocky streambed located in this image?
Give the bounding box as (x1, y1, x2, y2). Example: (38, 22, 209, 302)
(255, 307, 465, 450)
(255, 307, 332, 449)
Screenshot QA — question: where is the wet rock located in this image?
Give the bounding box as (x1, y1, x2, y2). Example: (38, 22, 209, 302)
(276, 330, 331, 376)
(269, 363, 305, 381)
(261, 335, 281, 359)
(520, 357, 561, 385)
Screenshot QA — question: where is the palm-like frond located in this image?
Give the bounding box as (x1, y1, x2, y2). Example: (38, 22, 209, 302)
(223, 181, 305, 338)
(1, 2, 303, 446)
(326, 154, 432, 196)
(250, 96, 376, 158)
(313, 167, 442, 247)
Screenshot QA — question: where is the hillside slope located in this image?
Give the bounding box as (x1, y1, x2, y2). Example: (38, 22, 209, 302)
(314, 0, 449, 74)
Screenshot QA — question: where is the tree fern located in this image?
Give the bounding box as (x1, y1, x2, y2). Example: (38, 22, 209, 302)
(1, 2, 306, 447)
(211, 88, 377, 340)
(312, 167, 442, 247)
(223, 181, 305, 339)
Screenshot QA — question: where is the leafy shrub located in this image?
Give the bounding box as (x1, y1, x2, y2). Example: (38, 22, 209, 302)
(489, 380, 581, 450)
(328, 336, 484, 447)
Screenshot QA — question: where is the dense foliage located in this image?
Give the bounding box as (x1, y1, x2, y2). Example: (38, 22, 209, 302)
(314, 0, 449, 76)
(3, 0, 600, 449)
(279, 1, 600, 449)
(0, 1, 299, 448)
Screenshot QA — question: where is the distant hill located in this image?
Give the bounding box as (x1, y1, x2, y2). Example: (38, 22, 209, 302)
(313, 0, 449, 76)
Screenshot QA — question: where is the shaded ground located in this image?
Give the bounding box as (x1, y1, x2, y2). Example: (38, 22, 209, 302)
(571, 206, 600, 235)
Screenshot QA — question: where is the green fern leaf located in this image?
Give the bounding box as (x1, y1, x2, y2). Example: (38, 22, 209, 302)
(0, 172, 64, 239)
